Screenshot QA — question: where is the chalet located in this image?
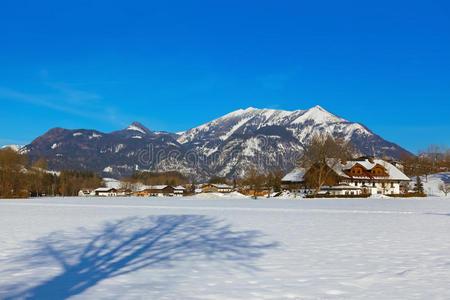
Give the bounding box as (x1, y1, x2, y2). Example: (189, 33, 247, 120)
(78, 189, 94, 197)
(285, 157, 410, 196)
(116, 188, 132, 196)
(94, 187, 118, 197)
(173, 185, 186, 196)
(201, 184, 233, 193)
(281, 168, 307, 191)
(133, 185, 174, 197)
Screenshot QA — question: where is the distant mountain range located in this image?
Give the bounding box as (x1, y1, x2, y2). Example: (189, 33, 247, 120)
(12, 105, 411, 180)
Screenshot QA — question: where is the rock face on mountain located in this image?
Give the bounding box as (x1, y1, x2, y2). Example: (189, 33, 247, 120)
(21, 106, 411, 180)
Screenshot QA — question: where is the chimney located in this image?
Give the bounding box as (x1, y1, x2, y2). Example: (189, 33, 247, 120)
(341, 159, 347, 165)
(368, 158, 374, 163)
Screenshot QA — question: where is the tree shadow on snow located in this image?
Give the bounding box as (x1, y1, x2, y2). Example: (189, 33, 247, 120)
(5, 215, 278, 299)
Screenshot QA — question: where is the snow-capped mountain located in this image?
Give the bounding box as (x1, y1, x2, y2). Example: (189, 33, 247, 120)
(20, 106, 411, 179)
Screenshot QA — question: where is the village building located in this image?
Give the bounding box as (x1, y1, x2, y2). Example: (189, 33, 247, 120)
(283, 157, 410, 196)
(116, 188, 132, 196)
(78, 189, 94, 197)
(281, 167, 307, 192)
(201, 184, 233, 193)
(133, 185, 175, 197)
(94, 187, 118, 197)
(319, 185, 362, 196)
(173, 185, 186, 196)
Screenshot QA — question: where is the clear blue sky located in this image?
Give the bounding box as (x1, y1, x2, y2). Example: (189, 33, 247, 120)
(1, 0, 449, 153)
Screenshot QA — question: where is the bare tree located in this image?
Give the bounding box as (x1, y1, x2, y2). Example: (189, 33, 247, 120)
(439, 182, 449, 196)
(298, 134, 354, 194)
(243, 168, 266, 199)
(400, 181, 410, 194)
(30, 157, 48, 197)
(265, 168, 283, 198)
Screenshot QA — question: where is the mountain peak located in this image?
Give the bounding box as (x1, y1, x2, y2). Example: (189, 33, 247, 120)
(289, 105, 345, 124)
(126, 121, 151, 134)
(309, 105, 325, 111)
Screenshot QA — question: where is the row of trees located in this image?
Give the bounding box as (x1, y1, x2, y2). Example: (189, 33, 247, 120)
(239, 168, 283, 199)
(122, 171, 189, 189)
(0, 148, 103, 198)
(401, 144, 450, 179)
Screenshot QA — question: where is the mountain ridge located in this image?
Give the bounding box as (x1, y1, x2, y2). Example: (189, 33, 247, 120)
(16, 106, 411, 180)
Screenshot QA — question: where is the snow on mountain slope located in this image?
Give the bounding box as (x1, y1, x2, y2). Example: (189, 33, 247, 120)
(126, 124, 146, 134)
(177, 105, 370, 146)
(1, 145, 24, 152)
(22, 106, 411, 180)
(291, 105, 344, 124)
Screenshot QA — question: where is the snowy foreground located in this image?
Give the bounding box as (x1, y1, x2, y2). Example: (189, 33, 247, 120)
(0, 197, 449, 299)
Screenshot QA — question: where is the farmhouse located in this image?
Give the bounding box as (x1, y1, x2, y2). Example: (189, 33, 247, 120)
(78, 189, 94, 197)
(133, 185, 174, 197)
(284, 157, 410, 195)
(281, 167, 307, 191)
(173, 185, 186, 196)
(94, 187, 118, 197)
(201, 184, 233, 193)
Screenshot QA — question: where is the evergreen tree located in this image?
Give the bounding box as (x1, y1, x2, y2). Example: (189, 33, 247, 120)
(413, 176, 424, 194)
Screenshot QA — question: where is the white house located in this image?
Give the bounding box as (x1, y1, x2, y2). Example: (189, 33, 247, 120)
(173, 185, 186, 196)
(201, 184, 233, 193)
(94, 187, 118, 197)
(78, 189, 94, 197)
(284, 157, 410, 196)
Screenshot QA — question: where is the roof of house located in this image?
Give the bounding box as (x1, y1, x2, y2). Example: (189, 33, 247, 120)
(283, 158, 410, 183)
(173, 185, 185, 190)
(151, 185, 169, 190)
(94, 187, 117, 192)
(203, 184, 233, 189)
(212, 184, 233, 189)
(281, 168, 306, 182)
(328, 158, 410, 181)
(136, 185, 172, 192)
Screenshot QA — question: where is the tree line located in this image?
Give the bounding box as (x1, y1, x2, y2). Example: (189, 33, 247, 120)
(400, 144, 450, 179)
(0, 148, 103, 198)
(227, 168, 283, 199)
(121, 171, 189, 189)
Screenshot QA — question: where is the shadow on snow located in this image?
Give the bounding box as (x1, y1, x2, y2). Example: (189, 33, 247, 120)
(5, 215, 277, 299)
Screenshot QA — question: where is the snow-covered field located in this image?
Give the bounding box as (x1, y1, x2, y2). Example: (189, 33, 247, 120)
(1, 196, 449, 299)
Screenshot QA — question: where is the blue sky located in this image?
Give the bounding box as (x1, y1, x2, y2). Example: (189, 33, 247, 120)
(1, 0, 449, 153)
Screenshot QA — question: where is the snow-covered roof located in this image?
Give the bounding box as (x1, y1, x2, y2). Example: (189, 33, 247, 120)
(94, 187, 117, 192)
(211, 184, 233, 189)
(328, 158, 410, 181)
(137, 185, 170, 191)
(282, 168, 306, 182)
(152, 185, 168, 190)
(173, 185, 185, 190)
